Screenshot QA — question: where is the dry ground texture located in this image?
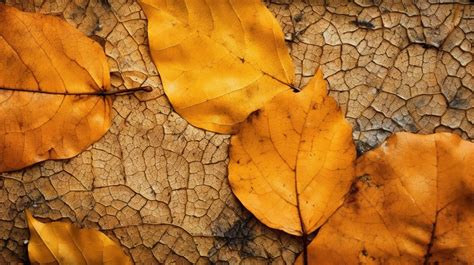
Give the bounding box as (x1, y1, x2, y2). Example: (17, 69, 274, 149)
(0, 0, 473, 264)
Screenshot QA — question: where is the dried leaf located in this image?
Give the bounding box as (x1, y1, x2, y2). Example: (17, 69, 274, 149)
(229, 69, 356, 235)
(0, 5, 112, 172)
(299, 132, 474, 264)
(140, 0, 294, 133)
(26, 210, 132, 265)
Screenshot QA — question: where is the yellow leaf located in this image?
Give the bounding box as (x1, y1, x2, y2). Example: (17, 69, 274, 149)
(0, 5, 112, 172)
(26, 210, 132, 265)
(139, 0, 294, 133)
(229, 69, 356, 235)
(298, 132, 474, 264)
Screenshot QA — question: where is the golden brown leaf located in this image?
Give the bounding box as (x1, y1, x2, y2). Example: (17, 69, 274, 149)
(229, 69, 356, 236)
(139, 0, 294, 133)
(0, 5, 112, 172)
(26, 210, 132, 265)
(299, 132, 474, 264)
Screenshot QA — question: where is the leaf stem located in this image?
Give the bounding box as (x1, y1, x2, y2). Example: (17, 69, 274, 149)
(423, 211, 439, 265)
(263, 72, 301, 92)
(0, 86, 153, 96)
(296, 188, 308, 264)
(301, 230, 308, 265)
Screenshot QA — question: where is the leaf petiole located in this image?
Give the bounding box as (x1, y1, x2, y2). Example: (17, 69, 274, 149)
(0, 86, 153, 96)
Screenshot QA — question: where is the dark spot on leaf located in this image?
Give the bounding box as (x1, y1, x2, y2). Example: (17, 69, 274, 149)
(253, 109, 261, 118)
(346, 180, 360, 205)
(362, 249, 368, 256)
(358, 174, 371, 184)
(349, 182, 359, 195)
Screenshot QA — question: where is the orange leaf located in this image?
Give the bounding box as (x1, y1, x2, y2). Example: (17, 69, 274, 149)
(26, 210, 132, 265)
(139, 0, 294, 133)
(229, 69, 356, 235)
(299, 132, 474, 264)
(0, 5, 112, 172)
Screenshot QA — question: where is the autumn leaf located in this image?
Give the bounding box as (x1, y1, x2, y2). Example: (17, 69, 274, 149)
(25, 210, 132, 265)
(139, 0, 294, 134)
(0, 5, 112, 172)
(229, 69, 356, 236)
(298, 132, 474, 264)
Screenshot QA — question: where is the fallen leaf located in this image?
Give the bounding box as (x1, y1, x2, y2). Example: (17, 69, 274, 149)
(229, 69, 356, 236)
(140, 0, 294, 133)
(0, 5, 112, 172)
(299, 132, 474, 264)
(26, 210, 132, 265)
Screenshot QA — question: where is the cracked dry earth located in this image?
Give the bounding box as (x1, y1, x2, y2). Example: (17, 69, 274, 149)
(0, 0, 472, 264)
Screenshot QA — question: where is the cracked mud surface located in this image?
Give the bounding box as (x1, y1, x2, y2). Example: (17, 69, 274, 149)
(0, 0, 472, 264)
